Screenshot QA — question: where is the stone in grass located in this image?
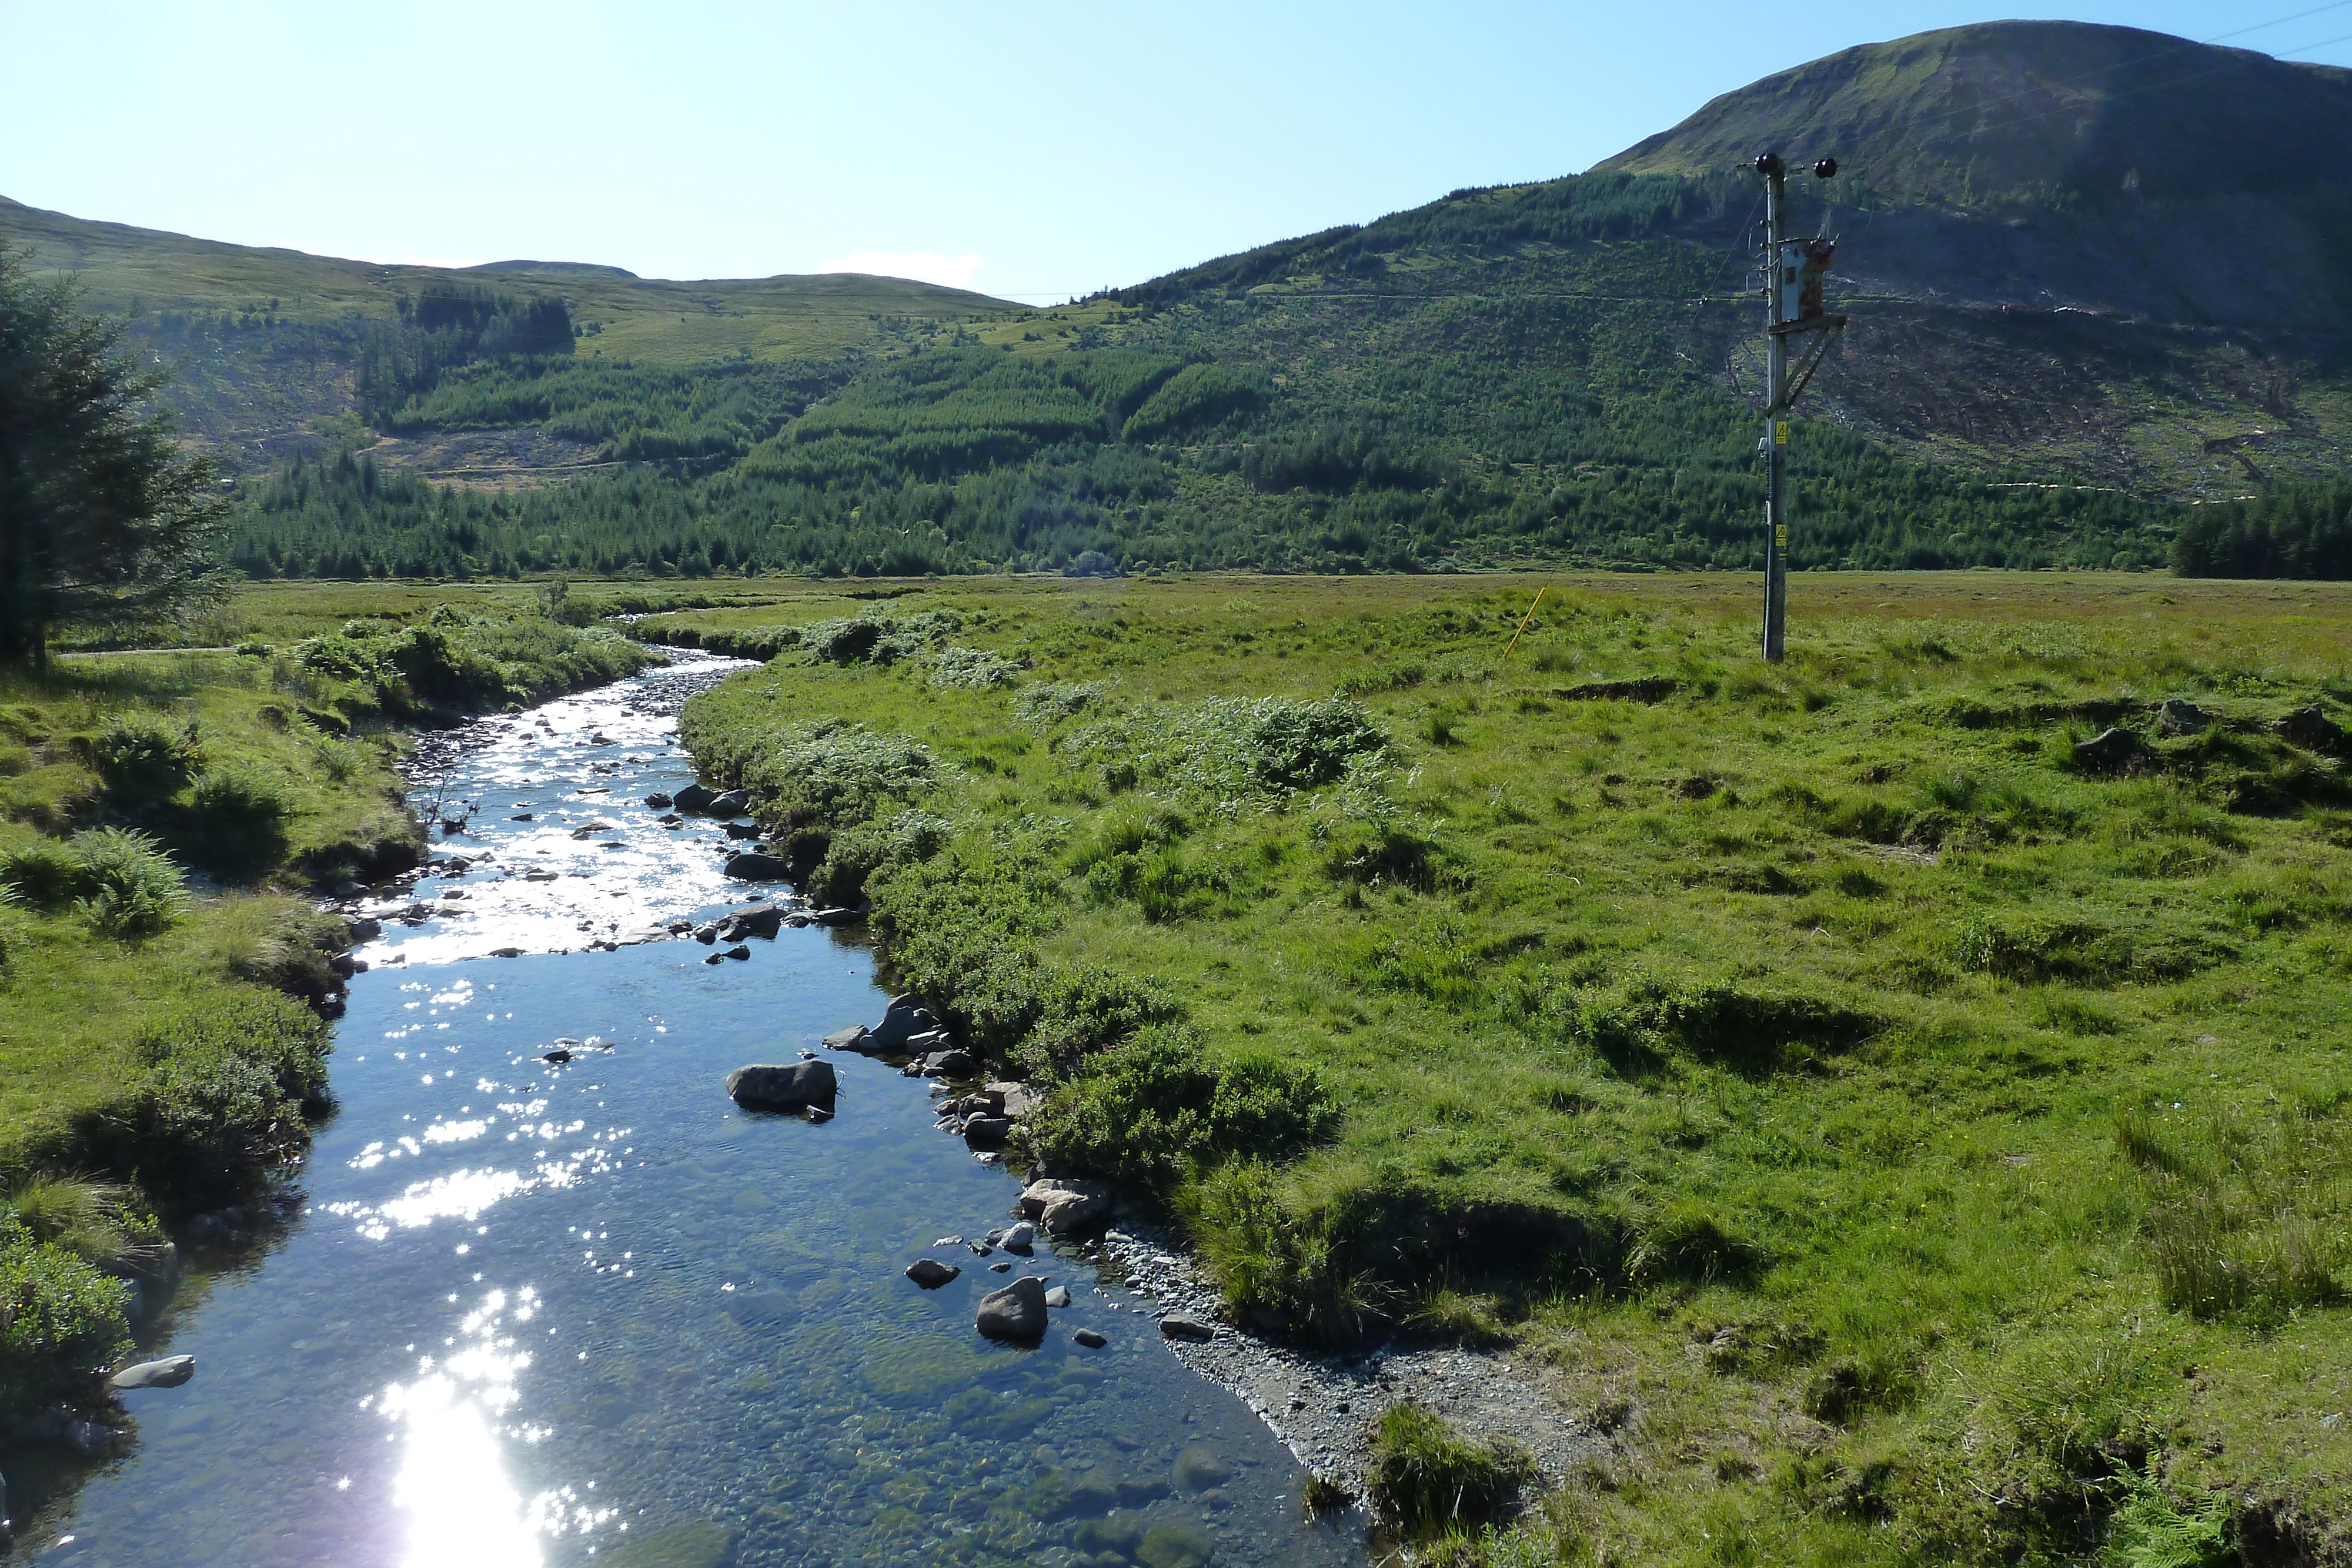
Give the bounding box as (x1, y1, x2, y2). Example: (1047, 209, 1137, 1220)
(2277, 704, 2347, 750)
(1073, 1327, 1108, 1349)
(108, 1355, 195, 1391)
(904, 1258, 960, 1288)
(2073, 727, 2149, 773)
(2156, 698, 2214, 737)
(975, 1275, 1049, 1343)
(725, 1061, 837, 1113)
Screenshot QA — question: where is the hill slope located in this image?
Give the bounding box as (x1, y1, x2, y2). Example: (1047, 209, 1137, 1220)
(14, 21, 2352, 580)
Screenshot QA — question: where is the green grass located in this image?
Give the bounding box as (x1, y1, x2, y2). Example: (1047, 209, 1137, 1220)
(668, 569, 2352, 1565)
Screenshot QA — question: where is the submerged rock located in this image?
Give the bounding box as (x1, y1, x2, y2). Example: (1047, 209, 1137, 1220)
(726, 1061, 838, 1112)
(976, 1275, 1049, 1343)
(904, 1258, 961, 1289)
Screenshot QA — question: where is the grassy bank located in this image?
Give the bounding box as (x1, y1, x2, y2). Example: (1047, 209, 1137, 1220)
(0, 590, 654, 1422)
(668, 571, 2352, 1566)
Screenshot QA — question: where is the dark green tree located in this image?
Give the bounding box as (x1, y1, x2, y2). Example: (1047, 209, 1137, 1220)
(0, 248, 228, 665)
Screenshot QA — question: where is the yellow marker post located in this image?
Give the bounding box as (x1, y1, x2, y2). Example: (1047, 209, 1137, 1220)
(1504, 586, 1549, 659)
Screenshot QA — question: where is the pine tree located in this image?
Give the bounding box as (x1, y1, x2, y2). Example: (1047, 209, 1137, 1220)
(0, 248, 228, 665)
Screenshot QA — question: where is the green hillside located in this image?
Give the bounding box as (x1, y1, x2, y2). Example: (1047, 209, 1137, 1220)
(14, 21, 2352, 581)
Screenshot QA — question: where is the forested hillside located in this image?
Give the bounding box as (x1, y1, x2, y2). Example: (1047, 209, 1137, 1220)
(16, 20, 2352, 581)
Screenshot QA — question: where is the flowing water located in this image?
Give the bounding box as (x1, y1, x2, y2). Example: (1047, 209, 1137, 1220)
(22, 654, 1364, 1568)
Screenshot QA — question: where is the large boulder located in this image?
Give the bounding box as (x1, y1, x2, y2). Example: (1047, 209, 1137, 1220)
(724, 852, 793, 881)
(988, 1081, 1040, 1119)
(725, 1061, 838, 1112)
(672, 783, 719, 813)
(975, 1275, 1049, 1343)
(867, 998, 941, 1053)
(709, 789, 752, 818)
(1020, 1179, 1114, 1238)
(717, 904, 784, 941)
(963, 1116, 1014, 1152)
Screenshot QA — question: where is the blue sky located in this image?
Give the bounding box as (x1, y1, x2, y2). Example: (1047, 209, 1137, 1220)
(4, 0, 2347, 299)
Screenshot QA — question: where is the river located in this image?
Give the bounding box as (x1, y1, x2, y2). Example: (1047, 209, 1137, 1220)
(22, 653, 1364, 1568)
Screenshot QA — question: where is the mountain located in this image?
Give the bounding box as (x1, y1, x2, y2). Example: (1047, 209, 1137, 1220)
(9, 21, 2350, 580)
(1596, 20, 2352, 332)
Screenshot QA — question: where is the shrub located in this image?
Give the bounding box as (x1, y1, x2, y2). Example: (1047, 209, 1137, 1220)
(0, 1215, 133, 1411)
(186, 765, 297, 878)
(806, 811, 952, 907)
(1027, 1025, 1339, 1188)
(745, 720, 936, 838)
(70, 828, 188, 937)
(1013, 680, 1109, 727)
(0, 837, 82, 907)
(88, 714, 203, 798)
(97, 989, 335, 1196)
(1364, 1403, 1532, 1539)
(928, 646, 1020, 690)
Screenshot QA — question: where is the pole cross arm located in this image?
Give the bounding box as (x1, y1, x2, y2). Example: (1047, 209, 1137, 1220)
(1782, 317, 1846, 409)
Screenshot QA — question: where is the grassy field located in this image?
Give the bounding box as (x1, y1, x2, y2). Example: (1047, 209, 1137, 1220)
(658, 570, 2352, 1566)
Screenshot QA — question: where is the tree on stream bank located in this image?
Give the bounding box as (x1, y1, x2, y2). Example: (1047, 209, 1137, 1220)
(0, 247, 229, 667)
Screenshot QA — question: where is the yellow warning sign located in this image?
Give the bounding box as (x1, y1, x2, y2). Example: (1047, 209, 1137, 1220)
(1775, 525, 1788, 547)
(1775, 422, 1790, 445)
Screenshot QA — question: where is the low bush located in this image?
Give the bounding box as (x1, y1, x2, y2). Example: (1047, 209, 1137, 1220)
(1026, 1025, 1338, 1188)
(88, 714, 204, 799)
(0, 1214, 133, 1412)
(1364, 1403, 1532, 1540)
(70, 828, 188, 938)
(185, 765, 298, 879)
(91, 989, 335, 1198)
(0, 837, 82, 907)
(806, 811, 951, 907)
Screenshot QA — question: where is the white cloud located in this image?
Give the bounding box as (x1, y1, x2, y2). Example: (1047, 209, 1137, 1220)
(818, 250, 987, 290)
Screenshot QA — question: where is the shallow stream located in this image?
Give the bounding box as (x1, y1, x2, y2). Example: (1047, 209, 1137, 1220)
(21, 654, 1364, 1568)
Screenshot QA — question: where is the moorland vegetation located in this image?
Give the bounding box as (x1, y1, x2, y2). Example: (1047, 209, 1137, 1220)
(660, 571, 2352, 1566)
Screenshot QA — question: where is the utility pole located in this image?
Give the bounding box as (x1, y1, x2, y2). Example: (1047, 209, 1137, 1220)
(1751, 152, 1847, 663)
